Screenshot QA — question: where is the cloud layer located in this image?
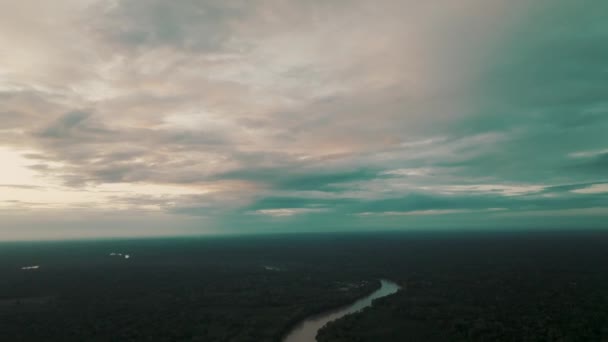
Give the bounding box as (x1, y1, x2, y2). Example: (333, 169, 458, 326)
(1, 0, 607, 239)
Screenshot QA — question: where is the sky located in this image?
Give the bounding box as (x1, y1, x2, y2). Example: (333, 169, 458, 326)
(1, 0, 607, 240)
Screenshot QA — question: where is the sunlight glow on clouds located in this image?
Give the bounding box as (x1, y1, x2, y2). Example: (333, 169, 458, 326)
(1, 148, 42, 185)
(254, 208, 329, 218)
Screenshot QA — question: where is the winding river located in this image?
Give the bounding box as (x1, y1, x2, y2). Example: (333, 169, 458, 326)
(283, 279, 401, 342)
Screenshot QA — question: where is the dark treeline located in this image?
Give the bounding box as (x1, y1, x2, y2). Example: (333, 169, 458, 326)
(0, 235, 380, 342)
(1, 231, 608, 341)
(318, 231, 608, 341)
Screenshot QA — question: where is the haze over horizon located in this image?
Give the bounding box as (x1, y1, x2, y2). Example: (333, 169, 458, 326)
(1, 0, 607, 240)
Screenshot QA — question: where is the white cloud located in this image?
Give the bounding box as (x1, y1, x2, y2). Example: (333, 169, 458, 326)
(358, 208, 506, 217)
(497, 207, 608, 217)
(572, 184, 608, 194)
(382, 168, 434, 177)
(568, 149, 608, 158)
(253, 208, 328, 217)
(438, 184, 545, 196)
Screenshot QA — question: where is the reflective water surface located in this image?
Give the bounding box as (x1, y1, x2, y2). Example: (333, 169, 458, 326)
(283, 279, 401, 342)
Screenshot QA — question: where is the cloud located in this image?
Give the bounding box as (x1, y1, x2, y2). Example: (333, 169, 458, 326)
(569, 149, 608, 159)
(252, 208, 329, 217)
(92, 0, 249, 52)
(573, 184, 608, 195)
(1, 0, 607, 239)
(358, 208, 506, 217)
(0, 184, 43, 189)
(381, 168, 434, 177)
(216, 168, 381, 192)
(37, 111, 95, 138)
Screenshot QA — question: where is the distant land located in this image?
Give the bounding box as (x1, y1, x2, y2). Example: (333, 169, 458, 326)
(2, 230, 608, 341)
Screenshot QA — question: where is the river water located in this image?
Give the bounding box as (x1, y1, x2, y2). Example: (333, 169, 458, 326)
(283, 279, 401, 342)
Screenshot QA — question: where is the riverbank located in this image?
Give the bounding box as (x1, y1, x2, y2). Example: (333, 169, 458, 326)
(283, 279, 401, 342)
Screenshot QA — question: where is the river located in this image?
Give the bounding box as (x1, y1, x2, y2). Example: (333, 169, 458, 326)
(283, 279, 401, 342)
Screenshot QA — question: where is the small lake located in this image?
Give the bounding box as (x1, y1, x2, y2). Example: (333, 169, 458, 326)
(283, 279, 401, 342)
